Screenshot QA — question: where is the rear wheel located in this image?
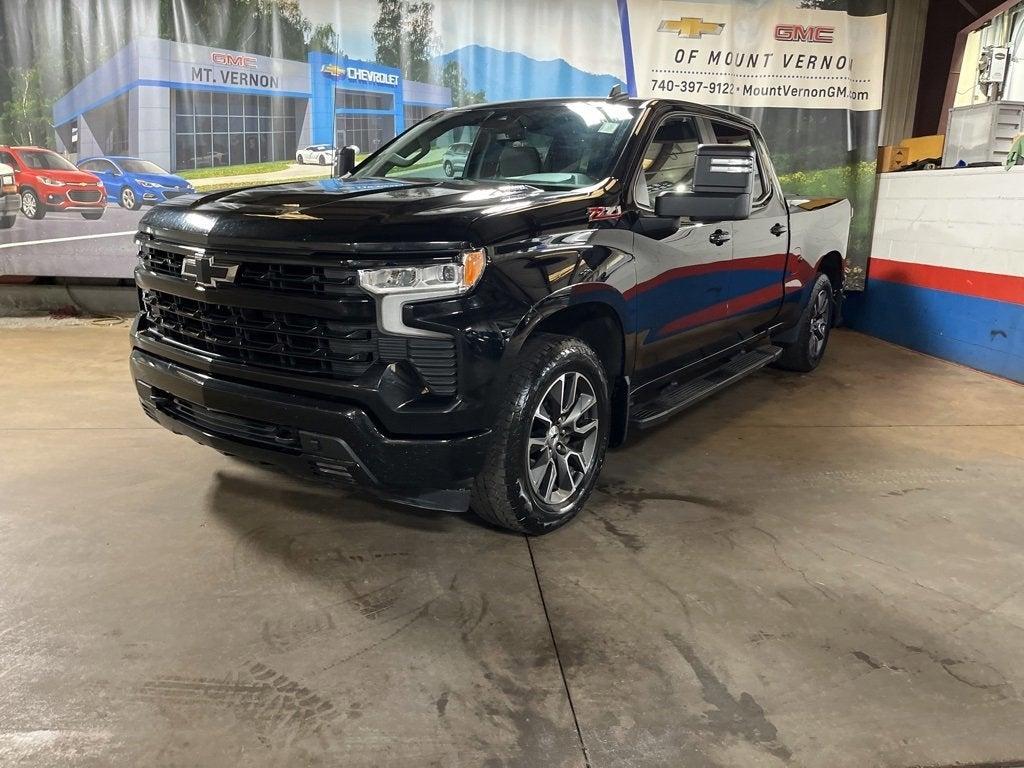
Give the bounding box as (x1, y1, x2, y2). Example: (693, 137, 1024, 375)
(775, 274, 834, 372)
(443, 160, 454, 177)
(471, 334, 610, 534)
(318, 154, 326, 165)
(21, 189, 44, 220)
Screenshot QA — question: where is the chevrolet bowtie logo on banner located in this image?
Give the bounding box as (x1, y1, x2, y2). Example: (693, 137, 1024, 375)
(658, 17, 725, 39)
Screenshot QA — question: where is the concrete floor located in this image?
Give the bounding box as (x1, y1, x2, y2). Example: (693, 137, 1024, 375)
(2, 322, 1024, 768)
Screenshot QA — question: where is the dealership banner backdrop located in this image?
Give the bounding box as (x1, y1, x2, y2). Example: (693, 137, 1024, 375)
(0, 0, 885, 287)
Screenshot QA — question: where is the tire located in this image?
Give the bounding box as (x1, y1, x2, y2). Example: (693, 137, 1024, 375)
(81, 210, 104, 220)
(471, 334, 610, 535)
(296, 154, 304, 165)
(775, 274, 834, 372)
(0, 213, 15, 229)
(21, 189, 45, 220)
(120, 187, 141, 210)
(443, 160, 454, 177)
(318, 154, 326, 165)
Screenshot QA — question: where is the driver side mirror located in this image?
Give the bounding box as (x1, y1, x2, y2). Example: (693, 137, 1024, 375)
(654, 144, 755, 222)
(334, 145, 359, 177)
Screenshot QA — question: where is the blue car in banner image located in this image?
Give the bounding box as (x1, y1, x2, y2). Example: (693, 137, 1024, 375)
(76, 156, 195, 210)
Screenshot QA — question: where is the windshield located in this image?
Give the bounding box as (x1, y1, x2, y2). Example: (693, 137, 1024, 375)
(353, 102, 640, 189)
(19, 149, 78, 172)
(119, 159, 168, 175)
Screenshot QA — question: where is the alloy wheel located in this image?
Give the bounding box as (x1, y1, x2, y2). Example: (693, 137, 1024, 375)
(21, 191, 36, 217)
(526, 372, 600, 506)
(122, 188, 135, 208)
(809, 289, 831, 359)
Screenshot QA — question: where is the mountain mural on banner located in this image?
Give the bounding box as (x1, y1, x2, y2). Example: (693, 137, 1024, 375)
(434, 45, 625, 102)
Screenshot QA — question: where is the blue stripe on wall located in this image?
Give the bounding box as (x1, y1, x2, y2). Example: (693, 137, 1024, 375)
(847, 280, 1024, 384)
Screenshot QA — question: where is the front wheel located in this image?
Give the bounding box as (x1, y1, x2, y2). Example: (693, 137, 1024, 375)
(775, 273, 834, 372)
(0, 213, 15, 229)
(296, 154, 304, 165)
(120, 187, 141, 210)
(21, 189, 45, 220)
(442, 160, 454, 177)
(318, 154, 326, 165)
(471, 334, 610, 534)
(81, 210, 104, 220)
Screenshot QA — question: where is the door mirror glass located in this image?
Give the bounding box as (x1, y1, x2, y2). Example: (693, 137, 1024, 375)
(654, 144, 754, 221)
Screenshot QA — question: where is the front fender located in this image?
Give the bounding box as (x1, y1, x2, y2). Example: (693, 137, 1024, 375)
(493, 228, 636, 372)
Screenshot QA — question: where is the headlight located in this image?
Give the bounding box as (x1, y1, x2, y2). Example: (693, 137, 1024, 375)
(358, 249, 486, 337)
(39, 176, 65, 187)
(358, 249, 485, 296)
(138, 180, 162, 188)
(1, 174, 13, 186)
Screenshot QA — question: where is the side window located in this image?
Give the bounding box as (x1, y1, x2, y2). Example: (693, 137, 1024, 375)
(0, 151, 17, 168)
(634, 115, 700, 210)
(709, 120, 767, 201)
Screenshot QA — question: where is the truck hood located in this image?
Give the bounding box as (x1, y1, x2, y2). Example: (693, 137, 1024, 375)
(139, 176, 604, 251)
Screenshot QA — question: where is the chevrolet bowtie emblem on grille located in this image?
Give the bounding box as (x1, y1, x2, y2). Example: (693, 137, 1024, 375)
(181, 253, 238, 290)
(658, 17, 725, 39)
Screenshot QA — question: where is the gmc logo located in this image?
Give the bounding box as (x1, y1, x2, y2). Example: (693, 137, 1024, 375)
(211, 52, 257, 68)
(774, 24, 834, 43)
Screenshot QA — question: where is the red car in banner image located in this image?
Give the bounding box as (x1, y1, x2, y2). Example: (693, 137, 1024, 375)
(0, 146, 106, 220)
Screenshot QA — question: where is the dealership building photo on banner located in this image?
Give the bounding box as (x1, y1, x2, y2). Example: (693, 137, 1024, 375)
(53, 38, 452, 172)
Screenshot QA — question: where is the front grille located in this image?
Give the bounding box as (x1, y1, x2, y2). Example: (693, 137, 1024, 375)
(137, 238, 460, 395)
(142, 290, 378, 380)
(141, 246, 364, 299)
(68, 189, 102, 203)
(156, 393, 301, 453)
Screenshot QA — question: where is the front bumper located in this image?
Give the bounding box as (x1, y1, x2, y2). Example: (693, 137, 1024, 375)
(44, 188, 106, 210)
(142, 188, 192, 204)
(131, 348, 490, 512)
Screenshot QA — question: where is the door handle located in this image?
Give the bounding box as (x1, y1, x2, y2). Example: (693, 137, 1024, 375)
(770, 222, 787, 237)
(709, 229, 731, 247)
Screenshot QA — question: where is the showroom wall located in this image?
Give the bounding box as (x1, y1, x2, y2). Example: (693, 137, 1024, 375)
(851, 166, 1024, 383)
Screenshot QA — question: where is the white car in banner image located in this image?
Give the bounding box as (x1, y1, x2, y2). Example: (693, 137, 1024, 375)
(1, 163, 18, 228)
(295, 144, 337, 166)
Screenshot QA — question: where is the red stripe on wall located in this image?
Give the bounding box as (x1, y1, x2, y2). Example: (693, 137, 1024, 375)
(869, 259, 1024, 307)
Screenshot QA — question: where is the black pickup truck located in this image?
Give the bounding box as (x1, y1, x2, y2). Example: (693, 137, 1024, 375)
(131, 97, 850, 534)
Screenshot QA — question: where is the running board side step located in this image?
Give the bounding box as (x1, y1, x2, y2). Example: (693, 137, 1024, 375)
(630, 346, 783, 429)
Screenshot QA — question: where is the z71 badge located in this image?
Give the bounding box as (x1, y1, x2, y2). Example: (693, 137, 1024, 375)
(587, 205, 623, 222)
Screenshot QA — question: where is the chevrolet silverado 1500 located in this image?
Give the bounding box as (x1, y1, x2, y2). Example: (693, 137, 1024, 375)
(131, 96, 851, 533)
